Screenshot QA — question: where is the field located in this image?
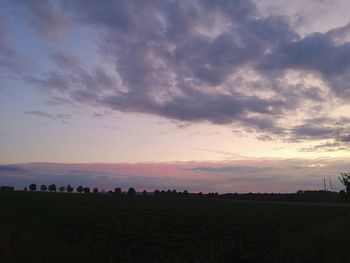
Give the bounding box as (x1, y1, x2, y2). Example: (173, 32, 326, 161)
(1, 191, 350, 263)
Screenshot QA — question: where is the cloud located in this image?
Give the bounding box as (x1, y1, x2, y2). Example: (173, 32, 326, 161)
(3, 0, 350, 151)
(283, 117, 350, 150)
(0, 15, 27, 73)
(11, 0, 69, 39)
(0, 159, 348, 192)
(24, 110, 71, 124)
(340, 134, 350, 142)
(259, 31, 350, 98)
(291, 125, 335, 140)
(300, 141, 349, 152)
(187, 165, 272, 174)
(24, 110, 56, 120)
(0, 165, 26, 172)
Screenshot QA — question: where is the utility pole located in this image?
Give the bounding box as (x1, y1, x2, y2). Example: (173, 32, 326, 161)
(323, 178, 327, 191)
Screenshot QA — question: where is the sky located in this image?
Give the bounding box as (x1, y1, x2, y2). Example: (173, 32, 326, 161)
(1, 0, 350, 192)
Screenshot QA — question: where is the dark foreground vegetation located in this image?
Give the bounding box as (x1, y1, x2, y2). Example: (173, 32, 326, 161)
(1, 191, 350, 263)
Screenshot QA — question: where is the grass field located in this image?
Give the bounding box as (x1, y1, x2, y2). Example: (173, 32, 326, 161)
(1, 191, 350, 263)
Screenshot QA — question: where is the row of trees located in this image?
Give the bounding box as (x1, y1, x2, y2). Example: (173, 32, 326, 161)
(19, 173, 350, 200)
(27, 184, 74, 193)
(26, 184, 136, 195)
(25, 184, 196, 197)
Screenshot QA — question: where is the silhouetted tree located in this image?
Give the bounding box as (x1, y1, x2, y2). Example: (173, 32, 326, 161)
(114, 187, 122, 195)
(93, 187, 99, 193)
(67, 185, 74, 193)
(59, 186, 66, 192)
(29, 183, 37, 191)
(24, 186, 27, 192)
(0, 186, 14, 191)
(142, 190, 148, 196)
(339, 173, 350, 196)
(40, 185, 47, 192)
(183, 190, 189, 197)
(83, 187, 90, 193)
(48, 184, 56, 192)
(127, 187, 136, 196)
(77, 185, 84, 193)
(172, 190, 177, 196)
(208, 192, 219, 197)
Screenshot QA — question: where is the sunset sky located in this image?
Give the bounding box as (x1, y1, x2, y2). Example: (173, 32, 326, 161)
(1, 0, 350, 192)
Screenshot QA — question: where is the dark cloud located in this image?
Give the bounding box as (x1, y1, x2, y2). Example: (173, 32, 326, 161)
(291, 125, 335, 140)
(284, 117, 350, 150)
(260, 31, 350, 98)
(1, 160, 347, 192)
(12, 0, 68, 39)
(256, 134, 275, 141)
(339, 134, 350, 142)
(0, 15, 28, 74)
(187, 165, 272, 174)
(103, 89, 291, 125)
(300, 141, 349, 152)
(0, 163, 220, 192)
(61, 0, 132, 30)
(24, 110, 56, 120)
(51, 52, 81, 71)
(28, 51, 119, 105)
(34, 0, 300, 128)
(189, 147, 242, 157)
(24, 110, 71, 124)
(44, 96, 73, 106)
(3, 0, 350, 149)
(0, 165, 26, 172)
(0, 16, 15, 70)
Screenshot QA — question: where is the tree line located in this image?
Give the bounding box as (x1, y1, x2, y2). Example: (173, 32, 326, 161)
(23, 183, 197, 197)
(1, 172, 350, 202)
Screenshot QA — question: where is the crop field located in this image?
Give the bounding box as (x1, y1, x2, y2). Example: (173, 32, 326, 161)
(0, 191, 350, 263)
